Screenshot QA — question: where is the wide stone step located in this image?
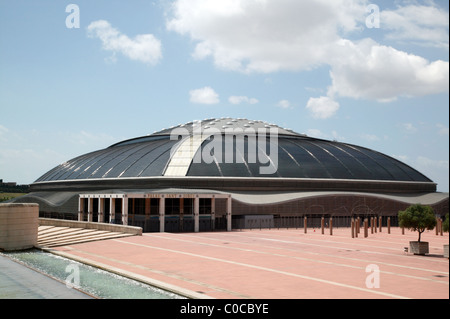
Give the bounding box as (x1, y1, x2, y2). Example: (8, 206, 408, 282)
(36, 225, 136, 248)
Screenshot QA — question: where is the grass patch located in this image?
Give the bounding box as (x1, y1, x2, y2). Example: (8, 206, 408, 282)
(0, 193, 26, 202)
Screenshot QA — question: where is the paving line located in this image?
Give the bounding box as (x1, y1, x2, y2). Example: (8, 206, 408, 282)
(146, 233, 448, 284)
(250, 238, 449, 275)
(170, 233, 449, 277)
(248, 230, 445, 253)
(227, 231, 450, 264)
(272, 229, 449, 250)
(114, 238, 411, 299)
(267, 227, 449, 244)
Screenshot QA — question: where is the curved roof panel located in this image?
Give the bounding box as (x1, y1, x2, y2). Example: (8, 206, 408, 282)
(34, 118, 432, 184)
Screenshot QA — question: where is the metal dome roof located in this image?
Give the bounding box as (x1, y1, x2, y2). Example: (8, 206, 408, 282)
(34, 118, 432, 184)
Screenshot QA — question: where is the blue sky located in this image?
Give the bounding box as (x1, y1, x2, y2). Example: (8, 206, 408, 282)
(0, 0, 448, 192)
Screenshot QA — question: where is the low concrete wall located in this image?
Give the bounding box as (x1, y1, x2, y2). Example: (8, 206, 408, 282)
(0, 203, 39, 251)
(39, 218, 142, 236)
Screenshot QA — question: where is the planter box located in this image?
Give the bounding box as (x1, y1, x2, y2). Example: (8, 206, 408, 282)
(409, 241, 429, 255)
(444, 244, 449, 258)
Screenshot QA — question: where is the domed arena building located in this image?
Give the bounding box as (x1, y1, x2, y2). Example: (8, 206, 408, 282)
(15, 118, 449, 232)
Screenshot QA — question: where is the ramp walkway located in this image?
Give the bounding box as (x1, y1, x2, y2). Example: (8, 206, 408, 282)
(37, 218, 142, 248)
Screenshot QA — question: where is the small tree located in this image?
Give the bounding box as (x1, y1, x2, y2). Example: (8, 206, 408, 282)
(398, 204, 436, 242)
(443, 213, 449, 233)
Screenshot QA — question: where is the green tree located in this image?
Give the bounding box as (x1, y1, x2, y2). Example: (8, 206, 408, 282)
(443, 213, 449, 233)
(398, 204, 436, 242)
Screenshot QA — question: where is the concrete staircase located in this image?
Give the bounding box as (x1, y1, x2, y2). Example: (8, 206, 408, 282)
(37, 218, 142, 248)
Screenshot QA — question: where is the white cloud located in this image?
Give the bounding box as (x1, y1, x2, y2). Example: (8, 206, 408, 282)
(0, 125, 8, 142)
(437, 124, 449, 136)
(306, 96, 340, 119)
(189, 87, 220, 104)
(360, 133, 380, 142)
(167, 0, 449, 117)
(0, 128, 65, 184)
(69, 130, 117, 147)
(229, 96, 259, 105)
(167, 0, 367, 73)
(87, 20, 162, 65)
(401, 123, 417, 134)
(331, 130, 345, 141)
(0, 128, 122, 185)
(306, 129, 344, 141)
(415, 156, 449, 176)
(415, 156, 449, 191)
(382, 3, 449, 48)
(393, 155, 449, 192)
(306, 129, 327, 139)
(276, 100, 291, 109)
(328, 38, 449, 102)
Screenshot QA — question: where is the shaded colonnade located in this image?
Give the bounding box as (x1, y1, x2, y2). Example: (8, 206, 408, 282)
(78, 193, 232, 232)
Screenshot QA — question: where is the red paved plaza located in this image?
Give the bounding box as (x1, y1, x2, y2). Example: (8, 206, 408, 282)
(49, 227, 449, 299)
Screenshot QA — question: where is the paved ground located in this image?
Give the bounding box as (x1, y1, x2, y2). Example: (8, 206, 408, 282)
(0, 253, 92, 299)
(44, 227, 448, 299)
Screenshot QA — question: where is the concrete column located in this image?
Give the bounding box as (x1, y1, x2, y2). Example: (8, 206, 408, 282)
(159, 196, 165, 232)
(321, 217, 324, 234)
(211, 197, 216, 231)
(78, 197, 84, 221)
(122, 197, 128, 226)
(130, 198, 135, 224)
(87, 198, 93, 222)
(304, 216, 307, 234)
(355, 218, 358, 238)
(109, 198, 116, 223)
(99, 198, 105, 223)
(329, 217, 333, 236)
(194, 196, 199, 232)
(179, 197, 184, 232)
(351, 218, 355, 238)
(145, 198, 151, 217)
(388, 217, 391, 234)
(436, 217, 444, 236)
(370, 217, 374, 234)
(373, 217, 378, 233)
(379, 216, 382, 232)
(226, 196, 232, 232)
(364, 218, 368, 238)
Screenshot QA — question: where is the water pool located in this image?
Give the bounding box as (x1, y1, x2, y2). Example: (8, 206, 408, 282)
(4, 249, 185, 299)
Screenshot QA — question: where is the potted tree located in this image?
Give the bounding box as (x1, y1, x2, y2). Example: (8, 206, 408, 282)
(443, 213, 449, 258)
(398, 204, 436, 255)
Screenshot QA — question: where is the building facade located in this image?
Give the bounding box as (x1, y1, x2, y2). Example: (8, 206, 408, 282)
(14, 118, 449, 232)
